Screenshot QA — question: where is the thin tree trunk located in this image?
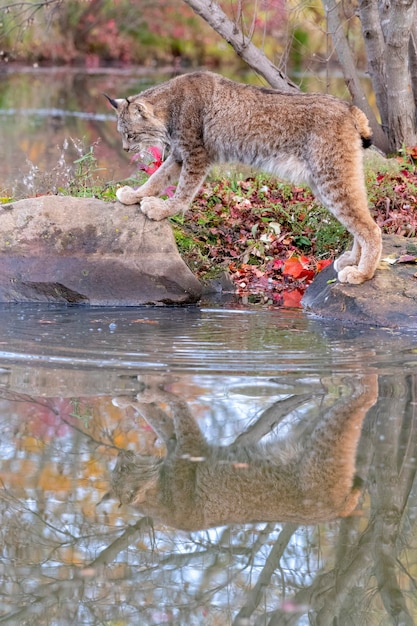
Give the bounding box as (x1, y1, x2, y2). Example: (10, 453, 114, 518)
(182, 0, 299, 92)
(410, 23, 417, 108)
(378, 0, 417, 149)
(357, 0, 390, 141)
(323, 0, 390, 152)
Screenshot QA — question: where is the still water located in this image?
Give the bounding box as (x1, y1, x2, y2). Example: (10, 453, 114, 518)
(0, 303, 417, 625)
(0, 66, 166, 196)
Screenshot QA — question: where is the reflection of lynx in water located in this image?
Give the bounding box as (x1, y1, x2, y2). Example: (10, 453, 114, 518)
(111, 377, 377, 530)
(106, 71, 382, 284)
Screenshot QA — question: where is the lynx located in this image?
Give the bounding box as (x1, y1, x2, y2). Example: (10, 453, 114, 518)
(106, 71, 382, 285)
(110, 376, 378, 530)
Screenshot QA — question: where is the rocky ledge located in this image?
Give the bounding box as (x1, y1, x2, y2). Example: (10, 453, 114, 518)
(303, 234, 417, 329)
(0, 196, 202, 306)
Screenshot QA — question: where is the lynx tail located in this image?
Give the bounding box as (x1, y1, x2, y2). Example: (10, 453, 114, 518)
(350, 105, 373, 149)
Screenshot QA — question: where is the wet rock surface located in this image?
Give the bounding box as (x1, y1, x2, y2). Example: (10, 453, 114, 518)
(303, 234, 417, 329)
(0, 196, 202, 305)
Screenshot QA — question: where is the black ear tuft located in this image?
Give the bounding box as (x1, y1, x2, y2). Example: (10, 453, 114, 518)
(103, 93, 118, 110)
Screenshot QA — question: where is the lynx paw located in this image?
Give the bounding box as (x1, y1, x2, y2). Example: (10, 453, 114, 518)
(116, 185, 141, 205)
(140, 197, 173, 221)
(337, 266, 368, 284)
(334, 251, 360, 272)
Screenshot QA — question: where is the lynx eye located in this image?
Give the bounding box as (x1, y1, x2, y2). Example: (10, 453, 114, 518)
(126, 133, 135, 140)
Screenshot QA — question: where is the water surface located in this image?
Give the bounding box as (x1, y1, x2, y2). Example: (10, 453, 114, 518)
(0, 304, 417, 625)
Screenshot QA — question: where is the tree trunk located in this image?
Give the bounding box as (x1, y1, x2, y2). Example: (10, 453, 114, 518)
(383, 0, 417, 150)
(410, 22, 417, 109)
(323, 0, 390, 152)
(357, 0, 390, 143)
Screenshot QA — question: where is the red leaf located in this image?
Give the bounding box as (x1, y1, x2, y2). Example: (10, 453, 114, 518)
(283, 256, 313, 280)
(282, 289, 303, 308)
(316, 259, 332, 272)
(148, 146, 162, 161)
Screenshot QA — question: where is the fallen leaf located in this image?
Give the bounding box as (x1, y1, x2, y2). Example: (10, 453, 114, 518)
(282, 289, 303, 307)
(397, 254, 417, 263)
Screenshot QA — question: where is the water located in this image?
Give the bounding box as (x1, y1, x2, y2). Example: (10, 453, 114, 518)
(0, 303, 417, 625)
(0, 66, 174, 195)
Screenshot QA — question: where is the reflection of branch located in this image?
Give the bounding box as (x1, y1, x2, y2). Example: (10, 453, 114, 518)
(0, 388, 119, 451)
(90, 516, 153, 567)
(59, 415, 119, 451)
(0, 480, 78, 541)
(0, 516, 154, 624)
(233, 523, 298, 625)
(233, 393, 313, 446)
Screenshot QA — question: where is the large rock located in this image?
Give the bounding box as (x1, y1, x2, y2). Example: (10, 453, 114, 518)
(0, 196, 202, 305)
(303, 234, 417, 329)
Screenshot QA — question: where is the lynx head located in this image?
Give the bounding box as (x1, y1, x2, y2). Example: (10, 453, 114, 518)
(105, 94, 169, 155)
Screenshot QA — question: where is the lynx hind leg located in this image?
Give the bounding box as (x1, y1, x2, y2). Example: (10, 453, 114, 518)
(333, 239, 361, 272)
(301, 374, 378, 517)
(312, 150, 382, 284)
(337, 204, 382, 285)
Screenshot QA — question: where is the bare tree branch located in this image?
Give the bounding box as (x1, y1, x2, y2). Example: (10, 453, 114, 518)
(182, 0, 299, 92)
(233, 393, 312, 446)
(233, 523, 298, 624)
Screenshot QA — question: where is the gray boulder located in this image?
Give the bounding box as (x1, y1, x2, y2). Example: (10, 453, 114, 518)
(303, 234, 417, 329)
(0, 196, 202, 305)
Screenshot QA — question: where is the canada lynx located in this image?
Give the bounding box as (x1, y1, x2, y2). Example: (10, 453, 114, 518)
(110, 376, 378, 530)
(107, 71, 382, 284)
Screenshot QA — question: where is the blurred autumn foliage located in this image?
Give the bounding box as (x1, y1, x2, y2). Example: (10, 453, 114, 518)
(1, 0, 327, 72)
(1, 0, 234, 67)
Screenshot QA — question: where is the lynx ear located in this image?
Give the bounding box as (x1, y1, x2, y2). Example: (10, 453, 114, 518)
(133, 100, 154, 119)
(103, 93, 124, 110)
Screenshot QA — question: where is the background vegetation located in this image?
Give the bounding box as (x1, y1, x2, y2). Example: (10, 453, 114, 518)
(0, 0, 341, 71)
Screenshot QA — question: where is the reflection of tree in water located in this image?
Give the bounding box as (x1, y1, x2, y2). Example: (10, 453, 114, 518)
(0, 375, 416, 625)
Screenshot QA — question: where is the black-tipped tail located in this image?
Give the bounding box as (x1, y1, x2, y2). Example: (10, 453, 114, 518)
(361, 136, 372, 149)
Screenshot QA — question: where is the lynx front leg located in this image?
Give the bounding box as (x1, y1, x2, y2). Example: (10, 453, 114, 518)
(116, 155, 181, 206)
(112, 393, 175, 441)
(140, 151, 210, 221)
